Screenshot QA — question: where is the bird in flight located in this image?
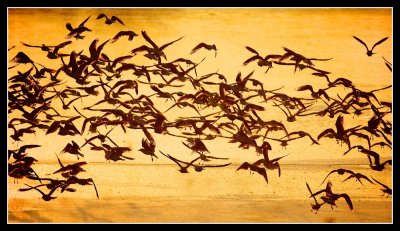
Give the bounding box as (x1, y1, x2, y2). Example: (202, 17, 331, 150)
(190, 42, 217, 57)
(352, 36, 388, 57)
(97, 14, 125, 26)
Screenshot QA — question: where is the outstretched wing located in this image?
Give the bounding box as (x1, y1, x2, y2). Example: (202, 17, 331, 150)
(297, 85, 313, 92)
(257, 167, 268, 183)
(317, 128, 336, 140)
(159, 151, 183, 168)
(79, 15, 91, 28)
(352, 36, 369, 50)
(306, 182, 318, 204)
(236, 162, 251, 171)
(111, 16, 125, 26)
(245, 46, 259, 55)
(66, 22, 74, 31)
(339, 193, 353, 210)
(96, 13, 107, 20)
(370, 176, 390, 190)
(159, 36, 184, 51)
(371, 37, 388, 51)
(141, 31, 159, 49)
(190, 43, 207, 54)
(243, 55, 262, 66)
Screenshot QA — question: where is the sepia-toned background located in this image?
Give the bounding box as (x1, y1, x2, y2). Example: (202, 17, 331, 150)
(8, 8, 392, 223)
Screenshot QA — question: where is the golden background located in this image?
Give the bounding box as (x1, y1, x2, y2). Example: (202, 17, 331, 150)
(8, 8, 392, 223)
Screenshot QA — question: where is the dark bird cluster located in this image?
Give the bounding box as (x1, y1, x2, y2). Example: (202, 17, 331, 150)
(8, 13, 391, 211)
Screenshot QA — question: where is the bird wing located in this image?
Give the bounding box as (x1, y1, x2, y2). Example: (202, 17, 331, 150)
(89, 178, 99, 199)
(66, 22, 74, 31)
(19, 144, 41, 154)
(130, 45, 153, 54)
(111, 16, 125, 25)
(245, 46, 259, 55)
(342, 174, 358, 184)
(20, 42, 42, 48)
(89, 39, 99, 59)
(370, 176, 390, 190)
(141, 31, 159, 49)
(96, 13, 107, 20)
(24, 184, 46, 196)
(358, 174, 374, 185)
(297, 85, 313, 92)
(201, 163, 232, 168)
(310, 189, 326, 198)
(317, 128, 336, 140)
(306, 182, 318, 204)
(321, 169, 339, 185)
(79, 15, 91, 27)
(159, 36, 184, 51)
(112, 55, 133, 68)
(270, 154, 288, 163)
(353, 36, 369, 50)
(159, 151, 183, 168)
(371, 37, 388, 51)
(190, 43, 207, 54)
(54, 153, 65, 169)
(46, 121, 61, 134)
(56, 41, 73, 49)
(236, 162, 251, 171)
(360, 149, 380, 165)
(339, 193, 353, 210)
(257, 167, 268, 183)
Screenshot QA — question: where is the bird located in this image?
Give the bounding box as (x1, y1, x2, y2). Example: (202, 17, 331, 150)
(20, 183, 59, 201)
(352, 36, 388, 57)
(317, 115, 361, 149)
(359, 149, 392, 171)
(370, 176, 392, 197)
(97, 13, 125, 25)
(111, 30, 138, 43)
(297, 84, 330, 101)
(66, 16, 91, 39)
(159, 151, 200, 173)
(342, 173, 375, 186)
(253, 146, 288, 177)
(310, 181, 353, 210)
(21, 41, 72, 59)
(236, 161, 268, 183)
(53, 153, 87, 177)
(321, 168, 356, 185)
(139, 138, 157, 161)
(306, 182, 325, 213)
(190, 42, 217, 57)
(382, 56, 392, 72)
(8, 144, 41, 160)
(61, 141, 84, 159)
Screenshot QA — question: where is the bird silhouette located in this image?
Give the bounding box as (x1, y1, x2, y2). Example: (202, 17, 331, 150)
(97, 14, 125, 25)
(352, 36, 388, 57)
(190, 42, 217, 57)
(61, 141, 84, 159)
(306, 182, 325, 213)
(359, 149, 392, 171)
(20, 183, 58, 201)
(236, 161, 268, 183)
(310, 181, 353, 210)
(111, 30, 138, 43)
(139, 138, 157, 161)
(53, 153, 87, 177)
(382, 56, 392, 72)
(66, 16, 91, 39)
(159, 151, 200, 173)
(370, 176, 391, 197)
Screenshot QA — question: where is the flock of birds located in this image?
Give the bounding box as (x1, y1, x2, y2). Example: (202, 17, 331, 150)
(8, 13, 392, 213)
